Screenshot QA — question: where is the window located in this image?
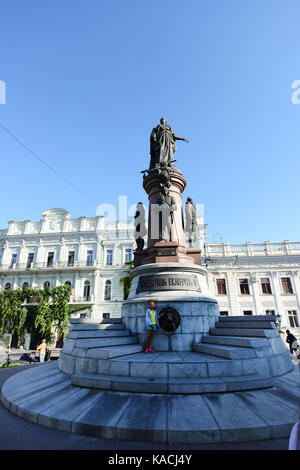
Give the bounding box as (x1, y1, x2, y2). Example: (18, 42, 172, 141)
(27, 253, 34, 268)
(22, 282, 29, 289)
(125, 248, 132, 263)
(68, 251, 75, 266)
(44, 281, 50, 289)
(219, 311, 229, 316)
(106, 249, 113, 266)
(266, 309, 276, 316)
(83, 281, 90, 300)
(281, 277, 293, 294)
(261, 278, 272, 295)
(216, 279, 227, 295)
(86, 250, 94, 266)
(243, 310, 253, 315)
(5, 282, 11, 290)
(80, 313, 87, 319)
(103, 313, 110, 319)
(104, 280, 112, 301)
(10, 253, 17, 268)
(288, 310, 299, 328)
(239, 279, 250, 295)
(47, 252, 54, 267)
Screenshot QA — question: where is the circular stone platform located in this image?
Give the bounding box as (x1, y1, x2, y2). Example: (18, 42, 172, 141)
(2, 316, 299, 444)
(1, 361, 299, 444)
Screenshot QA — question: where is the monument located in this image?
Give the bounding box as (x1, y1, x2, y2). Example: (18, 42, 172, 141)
(122, 117, 219, 351)
(1, 119, 299, 445)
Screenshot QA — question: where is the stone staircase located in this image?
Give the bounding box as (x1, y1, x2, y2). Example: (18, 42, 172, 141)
(193, 315, 279, 359)
(58, 315, 293, 395)
(58, 318, 144, 373)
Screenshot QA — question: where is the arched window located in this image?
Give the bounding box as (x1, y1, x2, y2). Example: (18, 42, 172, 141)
(44, 281, 50, 289)
(83, 280, 90, 300)
(64, 281, 72, 287)
(22, 282, 29, 289)
(104, 280, 111, 301)
(5, 282, 11, 290)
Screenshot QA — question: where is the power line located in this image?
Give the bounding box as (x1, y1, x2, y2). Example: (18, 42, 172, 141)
(0, 121, 99, 204)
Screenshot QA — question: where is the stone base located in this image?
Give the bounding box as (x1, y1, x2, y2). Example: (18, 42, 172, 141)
(1, 362, 299, 444)
(122, 261, 217, 351)
(121, 298, 219, 352)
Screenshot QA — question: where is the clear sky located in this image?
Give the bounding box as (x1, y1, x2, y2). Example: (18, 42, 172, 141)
(0, 0, 299, 244)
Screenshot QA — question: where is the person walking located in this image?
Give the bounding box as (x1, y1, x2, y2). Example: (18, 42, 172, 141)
(145, 301, 159, 353)
(37, 339, 47, 363)
(286, 330, 298, 356)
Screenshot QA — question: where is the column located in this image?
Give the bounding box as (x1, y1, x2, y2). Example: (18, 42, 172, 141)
(251, 274, 263, 315)
(271, 271, 288, 327)
(225, 271, 240, 316)
(292, 271, 300, 322)
(36, 242, 44, 264)
(74, 273, 80, 300)
(31, 275, 36, 289)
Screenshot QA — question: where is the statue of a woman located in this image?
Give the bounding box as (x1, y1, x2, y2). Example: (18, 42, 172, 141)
(150, 117, 188, 169)
(134, 202, 147, 250)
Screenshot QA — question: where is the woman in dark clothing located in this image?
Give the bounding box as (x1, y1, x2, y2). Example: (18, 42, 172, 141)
(286, 330, 298, 354)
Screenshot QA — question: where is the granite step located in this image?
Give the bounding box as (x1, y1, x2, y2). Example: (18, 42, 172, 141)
(70, 323, 125, 331)
(218, 315, 276, 323)
(215, 321, 276, 330)
(210, 328, 278, 338)
(69, 318, 100, 324)
(71, 372, 273, 394)
(192, 343, 256, 359)
(68, 329, 131, 340)
(75, 336, 138, 349)
(101, 318, 122, 324)
(86, 344, 144, 359)
(201, 335, 270, 348)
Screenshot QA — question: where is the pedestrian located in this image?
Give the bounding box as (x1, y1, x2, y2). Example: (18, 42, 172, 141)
(145, 301, 159, 353)
(285, 330, 298, 356)
(37, 339, 47, 363)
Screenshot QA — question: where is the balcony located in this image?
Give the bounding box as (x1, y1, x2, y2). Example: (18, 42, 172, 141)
(69, 295, 95, 304)
(205, 241, 300, 258)
(21, 294, 95, 306)
(0, 260, 98, 272)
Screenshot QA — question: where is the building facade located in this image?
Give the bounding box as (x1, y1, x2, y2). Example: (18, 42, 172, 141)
(0, 208, 299, 332)
(205, 241, 300, 330)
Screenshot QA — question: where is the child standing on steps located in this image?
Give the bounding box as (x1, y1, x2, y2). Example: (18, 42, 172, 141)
(145, 301, 159, 353)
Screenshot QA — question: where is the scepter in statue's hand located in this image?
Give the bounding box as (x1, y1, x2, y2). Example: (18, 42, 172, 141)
(174, 135, 189, 143)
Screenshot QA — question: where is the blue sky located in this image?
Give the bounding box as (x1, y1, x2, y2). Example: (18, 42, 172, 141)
(0, 0, 299, 244)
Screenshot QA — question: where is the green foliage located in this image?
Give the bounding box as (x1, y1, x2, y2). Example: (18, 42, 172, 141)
(0, 285, 72, 344)
(120, 260, 134, 300)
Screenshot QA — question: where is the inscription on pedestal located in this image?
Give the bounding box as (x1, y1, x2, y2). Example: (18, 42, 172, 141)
(157, 247, 177, 257)
(136, 273, 201, 294)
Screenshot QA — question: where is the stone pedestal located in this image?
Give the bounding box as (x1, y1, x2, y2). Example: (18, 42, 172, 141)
(134, 169, 201, 267)
(121, 262, 219, 351)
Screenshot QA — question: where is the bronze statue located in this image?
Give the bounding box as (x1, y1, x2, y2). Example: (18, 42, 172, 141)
(134, 202, 147, 250)
(150, 117, 188, 169)
(185, 197, 197, 247)
(157, 187, 177, 242)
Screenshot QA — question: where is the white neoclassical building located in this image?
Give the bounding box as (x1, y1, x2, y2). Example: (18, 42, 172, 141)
(0, 208, 299, 332)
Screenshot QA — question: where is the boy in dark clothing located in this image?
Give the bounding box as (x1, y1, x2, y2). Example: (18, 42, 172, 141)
(286, 330, 298, 354)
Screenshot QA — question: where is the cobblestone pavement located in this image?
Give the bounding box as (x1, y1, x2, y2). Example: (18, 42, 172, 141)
(0, 363, 289, 450)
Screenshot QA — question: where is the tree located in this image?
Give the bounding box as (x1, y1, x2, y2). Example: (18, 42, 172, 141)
(0, 285, 72, 346)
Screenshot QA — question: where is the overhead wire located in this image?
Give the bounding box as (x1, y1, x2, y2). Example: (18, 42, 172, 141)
(0, 121, 99, 205)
